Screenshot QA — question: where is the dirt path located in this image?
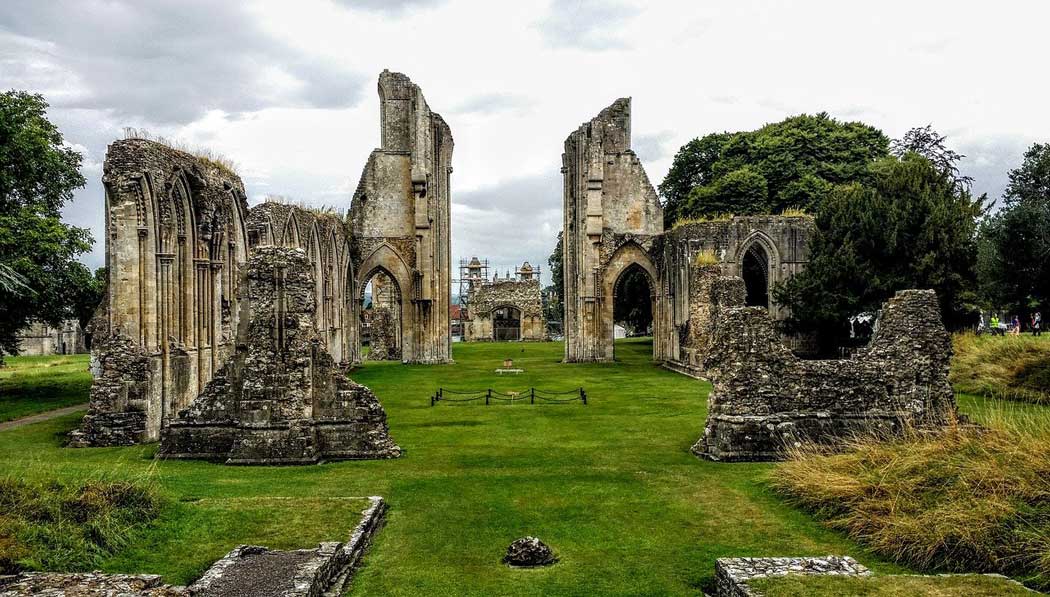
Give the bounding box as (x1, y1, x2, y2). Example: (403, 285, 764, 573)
(0, 404, 87, 432)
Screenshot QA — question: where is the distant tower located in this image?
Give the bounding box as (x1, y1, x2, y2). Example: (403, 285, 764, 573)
(467, 256, 483, 293)
(517, 261, 535, 281)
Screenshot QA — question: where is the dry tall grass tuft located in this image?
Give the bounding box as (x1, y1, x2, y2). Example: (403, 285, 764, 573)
(951, 333, 1050, 404)
(771, 421, 1050, 590)
(692, 250, 719, 266)
(672, 214, 734, 228)
(122, 127, 239, 178)
(779, 206, 812, 218)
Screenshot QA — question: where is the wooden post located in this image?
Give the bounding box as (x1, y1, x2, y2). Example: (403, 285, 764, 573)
(486, 389, 491, 405)
(530, 388, 535, 404)
(581, 388, 587, 405)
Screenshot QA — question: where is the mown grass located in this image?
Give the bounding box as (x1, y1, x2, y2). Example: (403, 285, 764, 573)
(0, 354, 90, 422)
(0, 475, 162, 574)
(750, 572, 1032, 596)
(1, 340, 1047, 594)
(950, 333, 1050, 404)
(770, 418, 1050, 590)
(0, 339, 904, 595)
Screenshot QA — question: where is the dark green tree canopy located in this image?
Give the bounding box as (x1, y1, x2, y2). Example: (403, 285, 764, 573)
(660, 113, 889, 224)
(0, 91, 93, 358)
(1004, 142, 1050, 206)
(976, 201, 1050, 317)
(775, 152, 986, 351)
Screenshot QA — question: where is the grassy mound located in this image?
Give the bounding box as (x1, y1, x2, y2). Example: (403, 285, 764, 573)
(950, 333, 1050, 404)
(750, 573, 1032, 596)
(0, 476, 162, 574)
(770, 423, 1050, 590)
(0, 354, 90, 422)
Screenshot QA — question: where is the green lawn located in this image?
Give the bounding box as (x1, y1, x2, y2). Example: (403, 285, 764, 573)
(0, 339, 1043, 595)
(0, 354, 90, 422)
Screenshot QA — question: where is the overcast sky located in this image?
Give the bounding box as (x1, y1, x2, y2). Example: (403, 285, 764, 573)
(3, 0, 1048, 286)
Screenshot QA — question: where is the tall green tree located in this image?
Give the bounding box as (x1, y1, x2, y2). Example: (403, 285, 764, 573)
(0, 91, 92, 359)
(660, 113, 889, 222)
(545, 232, 564, 327)
(1003, 143, 1050, 206)
(775, 152, 986, 351)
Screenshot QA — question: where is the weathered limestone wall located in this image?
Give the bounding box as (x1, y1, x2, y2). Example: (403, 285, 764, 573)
(246, 202, 355, 364)
(464, 278, 545, 342)
(350, 70, 452, 364)
(661, 268, 746, 378)
(562, 98, 667, 362)
(71, 139, 249, 447)
(694, 289, 957, 461)
(660, 216, 814, 374)
(158, 246, 400, 465)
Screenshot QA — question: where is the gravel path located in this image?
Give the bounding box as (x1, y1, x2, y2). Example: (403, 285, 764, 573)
(202, 550, 316, 597)
(0, 404, 87, 432)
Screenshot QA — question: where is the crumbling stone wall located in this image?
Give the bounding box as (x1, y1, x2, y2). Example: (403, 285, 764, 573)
(562, 98, 667, 362)
(158, 246, 400, 464)
(366, 307, 400, 360)
(71, 139, 249, 447)
(464, 278, 544, 341)
(662, 268, 746, 378)
(350, 70, 452, 364)
(694, 289, 957, 461)
(246, 202, 355, 364)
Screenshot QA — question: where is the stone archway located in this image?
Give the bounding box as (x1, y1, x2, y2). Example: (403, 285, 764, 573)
(599, 242, 661, 362)
(736, 232, 778, 315)
(492, 305, 523, 341)
(355, 244, 414, 363)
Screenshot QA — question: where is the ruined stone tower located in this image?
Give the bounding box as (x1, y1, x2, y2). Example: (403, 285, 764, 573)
(561, 98, 666, 362)
(350, 70, 453, 364)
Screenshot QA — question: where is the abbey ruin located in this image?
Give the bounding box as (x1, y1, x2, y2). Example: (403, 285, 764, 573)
(461, 259, 545, 342)
(72, 70, 451, 448)
(560, 98, 814, 367)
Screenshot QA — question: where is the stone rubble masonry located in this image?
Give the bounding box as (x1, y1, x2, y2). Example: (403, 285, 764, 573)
(715, 556, 871, 597)
(0, 497, 388, 597)
(464, 278, 545, 341)
(350, 69, 453, 364)
(366, 307, 401, 360)
(661, 267, 745, 378)
(245, 201, 356, 364)
(158, 247, 400, 465)
(694, 289, 957, 462)
(70, 138, 251, 448)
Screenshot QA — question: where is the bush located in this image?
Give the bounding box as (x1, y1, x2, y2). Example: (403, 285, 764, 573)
(770, 423, 1050, 590)
(0, 477, 162, 574)
(951, 333, 1050, 404)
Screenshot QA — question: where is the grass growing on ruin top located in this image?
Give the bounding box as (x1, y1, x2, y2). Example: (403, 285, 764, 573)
(950, 332, 1050, 404)
(0, 340, 1046, 594)
(749, 572, 1032, 596)
(0, 354, 90, 422)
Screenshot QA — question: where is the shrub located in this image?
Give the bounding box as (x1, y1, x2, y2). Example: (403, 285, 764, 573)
(950, 333, 1050, 404)
(770, 423, 1050, 590)
(0, 476, 163, 574)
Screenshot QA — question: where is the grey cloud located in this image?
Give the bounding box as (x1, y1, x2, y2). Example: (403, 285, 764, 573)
(450, 93, 534, 116)
(0, 0, 366, 126)
(535, 0, 640, 50)
(956, 134, 1035, 209)
(633, 131, 674, 162)
(331, 0, 447, 14)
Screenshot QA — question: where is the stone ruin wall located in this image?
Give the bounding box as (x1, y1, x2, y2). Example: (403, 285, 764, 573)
(464, 279, 545, 342)
(350, 69, 452, 364)
(660, 217, 815, 376)
(245, 201, 355, 364)
(74, 70, 453, 447)
(70, 139, 250, 447)
(158, 246, 400, 465)
(694, 288, 957, 461)
(562, 98, 667, 362)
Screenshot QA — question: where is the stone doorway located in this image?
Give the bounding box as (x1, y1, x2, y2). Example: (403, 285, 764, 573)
(493, 306, 522, 341)
(742, 243, 770, 309)
(361, 269, 403, 360)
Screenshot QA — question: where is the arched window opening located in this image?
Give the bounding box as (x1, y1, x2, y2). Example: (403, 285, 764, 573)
(361, 270, 402, 360)
(493, 306, 522, 341)
(742, 244, 770, 309)
(613, 264, 654, 338)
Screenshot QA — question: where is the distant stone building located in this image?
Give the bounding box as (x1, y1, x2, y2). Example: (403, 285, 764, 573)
(560, 98, 814, 369)
(463, 260, 544, 342)
(15, 320, 88, 355)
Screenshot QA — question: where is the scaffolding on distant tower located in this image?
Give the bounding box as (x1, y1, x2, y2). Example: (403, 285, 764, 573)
(455, 256, 490, 316)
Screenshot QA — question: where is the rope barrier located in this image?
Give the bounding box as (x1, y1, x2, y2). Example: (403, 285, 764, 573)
(431, 387, 587, 406)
